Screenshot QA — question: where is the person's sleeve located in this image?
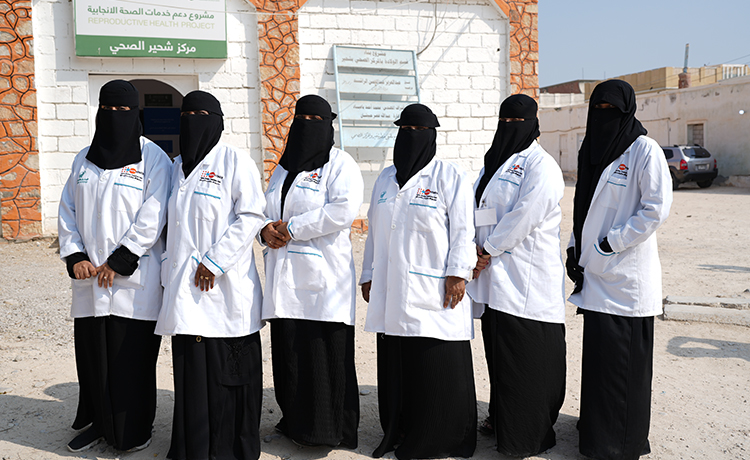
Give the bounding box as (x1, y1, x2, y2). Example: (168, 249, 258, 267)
(255, 169, 278, 247)
(483, 156, 565, 256)
(116, 147, 172, 259)
(58, 153, 86, 259)
(445, 167, 476, 281)
(286, 155, 364, 242)
(607, 144, 673, 253)
(202, 152, 267, 277)
(359, 183, 379, 285)
(65, 252, 90, 279)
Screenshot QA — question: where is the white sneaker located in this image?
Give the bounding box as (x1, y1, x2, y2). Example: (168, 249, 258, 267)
(126, 437, 152, 452)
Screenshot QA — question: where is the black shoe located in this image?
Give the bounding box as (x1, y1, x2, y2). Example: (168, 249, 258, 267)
(67, 426, 103, 452)
(478, 417, 494, 436)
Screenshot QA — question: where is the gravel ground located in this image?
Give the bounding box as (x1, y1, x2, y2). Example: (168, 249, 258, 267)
(0, 183, 749, 460)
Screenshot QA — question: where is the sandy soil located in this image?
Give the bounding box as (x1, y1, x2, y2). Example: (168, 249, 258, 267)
(1, 183, 749, 460)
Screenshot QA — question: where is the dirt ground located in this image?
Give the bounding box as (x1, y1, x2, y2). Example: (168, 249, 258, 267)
(1, 183, 749, 460)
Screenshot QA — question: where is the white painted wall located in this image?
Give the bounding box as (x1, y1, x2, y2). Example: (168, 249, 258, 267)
(539, 76, 750, 178)
(32, 0, 262, 234)
(298, 0, 510, 213)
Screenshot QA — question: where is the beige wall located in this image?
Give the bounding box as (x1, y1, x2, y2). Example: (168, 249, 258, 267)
(540, 75, 750, 177)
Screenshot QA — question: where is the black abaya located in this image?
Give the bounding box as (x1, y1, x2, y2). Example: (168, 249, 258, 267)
(483, 307, 566, 457)
(374, 334, 477, 460)
(579, 310, 654, 460)
(73, 315, 161, 451)
(270, 319, 360, 448)
(168, 333, 263, 460)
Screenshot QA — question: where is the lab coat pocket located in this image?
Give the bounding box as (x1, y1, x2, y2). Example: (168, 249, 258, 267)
(408, 202, 441, 233)
(72, 277, 94, 298)
(193, 190, 222, 221)
(281, 243, 327, 292)
(406, 264, 446, 312)
(111, 182, 144, 217)
(113, 255, 148, 290)
(585, 242, 623, 279)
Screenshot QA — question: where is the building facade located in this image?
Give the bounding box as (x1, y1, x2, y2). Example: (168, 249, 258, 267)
(1, 0, 538, 240)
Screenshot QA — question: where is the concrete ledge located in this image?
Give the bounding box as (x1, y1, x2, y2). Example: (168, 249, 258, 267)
(663, 304, 750, 327)
(664, 295, 750, 310)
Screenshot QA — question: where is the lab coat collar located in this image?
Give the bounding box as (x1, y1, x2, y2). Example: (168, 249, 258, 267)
(475, 141, 538, 205)
(179, 142, 223, 182)
(394, 157, 439, 191)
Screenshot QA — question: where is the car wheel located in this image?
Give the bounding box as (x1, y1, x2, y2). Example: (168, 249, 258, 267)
(670, 172, 679, 190)
(697, 179, 713, 188)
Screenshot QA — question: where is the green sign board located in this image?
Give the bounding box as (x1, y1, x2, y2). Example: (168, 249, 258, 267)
(74, 0, 227, 59)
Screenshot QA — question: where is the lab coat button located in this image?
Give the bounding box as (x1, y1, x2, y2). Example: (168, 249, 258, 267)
(397, 193, 402, 197)
(391, 224, 396, 229)
(176, 221, 180, 226)
(180, 187, 186, 192)
(98, 249, 103, 254)
(173, 262, 177, 268)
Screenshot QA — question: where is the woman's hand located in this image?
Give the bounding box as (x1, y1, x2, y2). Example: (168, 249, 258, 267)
(261, 220, 289, 249)
(74, 260, 97, 280)
(96, 262, 116, 288)
(473, 245, 491, 279)
(361, 281, 372, 303)
(194, 263, 215, 291)
(444, 276, 466, 309)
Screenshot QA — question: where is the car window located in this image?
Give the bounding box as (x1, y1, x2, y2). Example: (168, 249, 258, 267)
(662, 148, 674, 159)
(693, 147, 711, 158)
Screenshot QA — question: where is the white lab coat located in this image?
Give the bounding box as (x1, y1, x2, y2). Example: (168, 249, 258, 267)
(261, 148, 364, 325)
(58, 137, 171, 320)
(361, 158, 476, 341)
(467, 141, 566, 323)
(568, 135, 672, 317)
(155, 143, 266, 337)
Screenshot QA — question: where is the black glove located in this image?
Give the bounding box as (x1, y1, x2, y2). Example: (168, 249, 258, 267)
(565, 247, 584, 294)
(107, 246, 140, 276)
(599, 237, 613, 253)
(65, 252, 90, 279)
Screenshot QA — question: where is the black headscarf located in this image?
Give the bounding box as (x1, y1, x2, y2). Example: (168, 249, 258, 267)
(392, 104, 440, 188)
(278, 95, 336, 215)
(180, 91, 224, 177)
(87, 80, 142, 170)
(475, 94, 540, 205)
(572, 79, 647, 258)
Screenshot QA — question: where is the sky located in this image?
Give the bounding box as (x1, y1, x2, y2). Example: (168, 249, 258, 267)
(538, 0, 750, 87)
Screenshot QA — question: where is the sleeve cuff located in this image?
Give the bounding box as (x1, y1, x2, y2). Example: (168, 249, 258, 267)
(107, 246, 140, 276)
(483, 240, 503, 258)
(359, 270, 373, 285)
(202, 255, 225, 277)
(608, 228, 626, 253)
(287, 219, 297, 241)
(445, 266, 472, 282)
(65, 252, 90, 279)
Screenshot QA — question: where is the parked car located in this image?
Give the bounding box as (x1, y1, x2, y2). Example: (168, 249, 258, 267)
(661, 145, 718, 190)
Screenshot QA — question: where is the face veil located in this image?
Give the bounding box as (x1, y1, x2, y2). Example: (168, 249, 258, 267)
(86, 80, 142, 170)
(392, 104, 440, 188)
(179, 91, 224, 177)
(475, 94, 540, 205)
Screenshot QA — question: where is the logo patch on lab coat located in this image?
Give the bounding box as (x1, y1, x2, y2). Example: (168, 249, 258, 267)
(77, 172, 89, 184)
(302, 172, 322, 185)
(377, 191, 387, 204)
(119, 167, 144, 182)
(505, 164, 524, 177)
(199, 170, 224, 186)
(414, 188, 438, 202)
(613, 163, 629, 178)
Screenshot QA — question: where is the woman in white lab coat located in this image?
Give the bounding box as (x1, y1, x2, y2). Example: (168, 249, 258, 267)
(467, 94, 566, 457)
(58, 80, 171, 453)
(260, 94, 363, 448)
(567, 80, 672, 460)
(361, 104, 477, 460)
(154, 91, 267, 460)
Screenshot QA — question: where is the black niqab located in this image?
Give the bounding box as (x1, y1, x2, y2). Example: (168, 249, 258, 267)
(573, 79, 647, 259)
(475, 94, 540, 205)
(179, 91, 224, 177)
(278, 95, 336, 215)
(87, 80, 142, 170)
(392, 104, 440, 188)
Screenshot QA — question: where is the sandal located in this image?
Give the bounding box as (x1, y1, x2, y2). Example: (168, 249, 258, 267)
(478, 417, 494, 435)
